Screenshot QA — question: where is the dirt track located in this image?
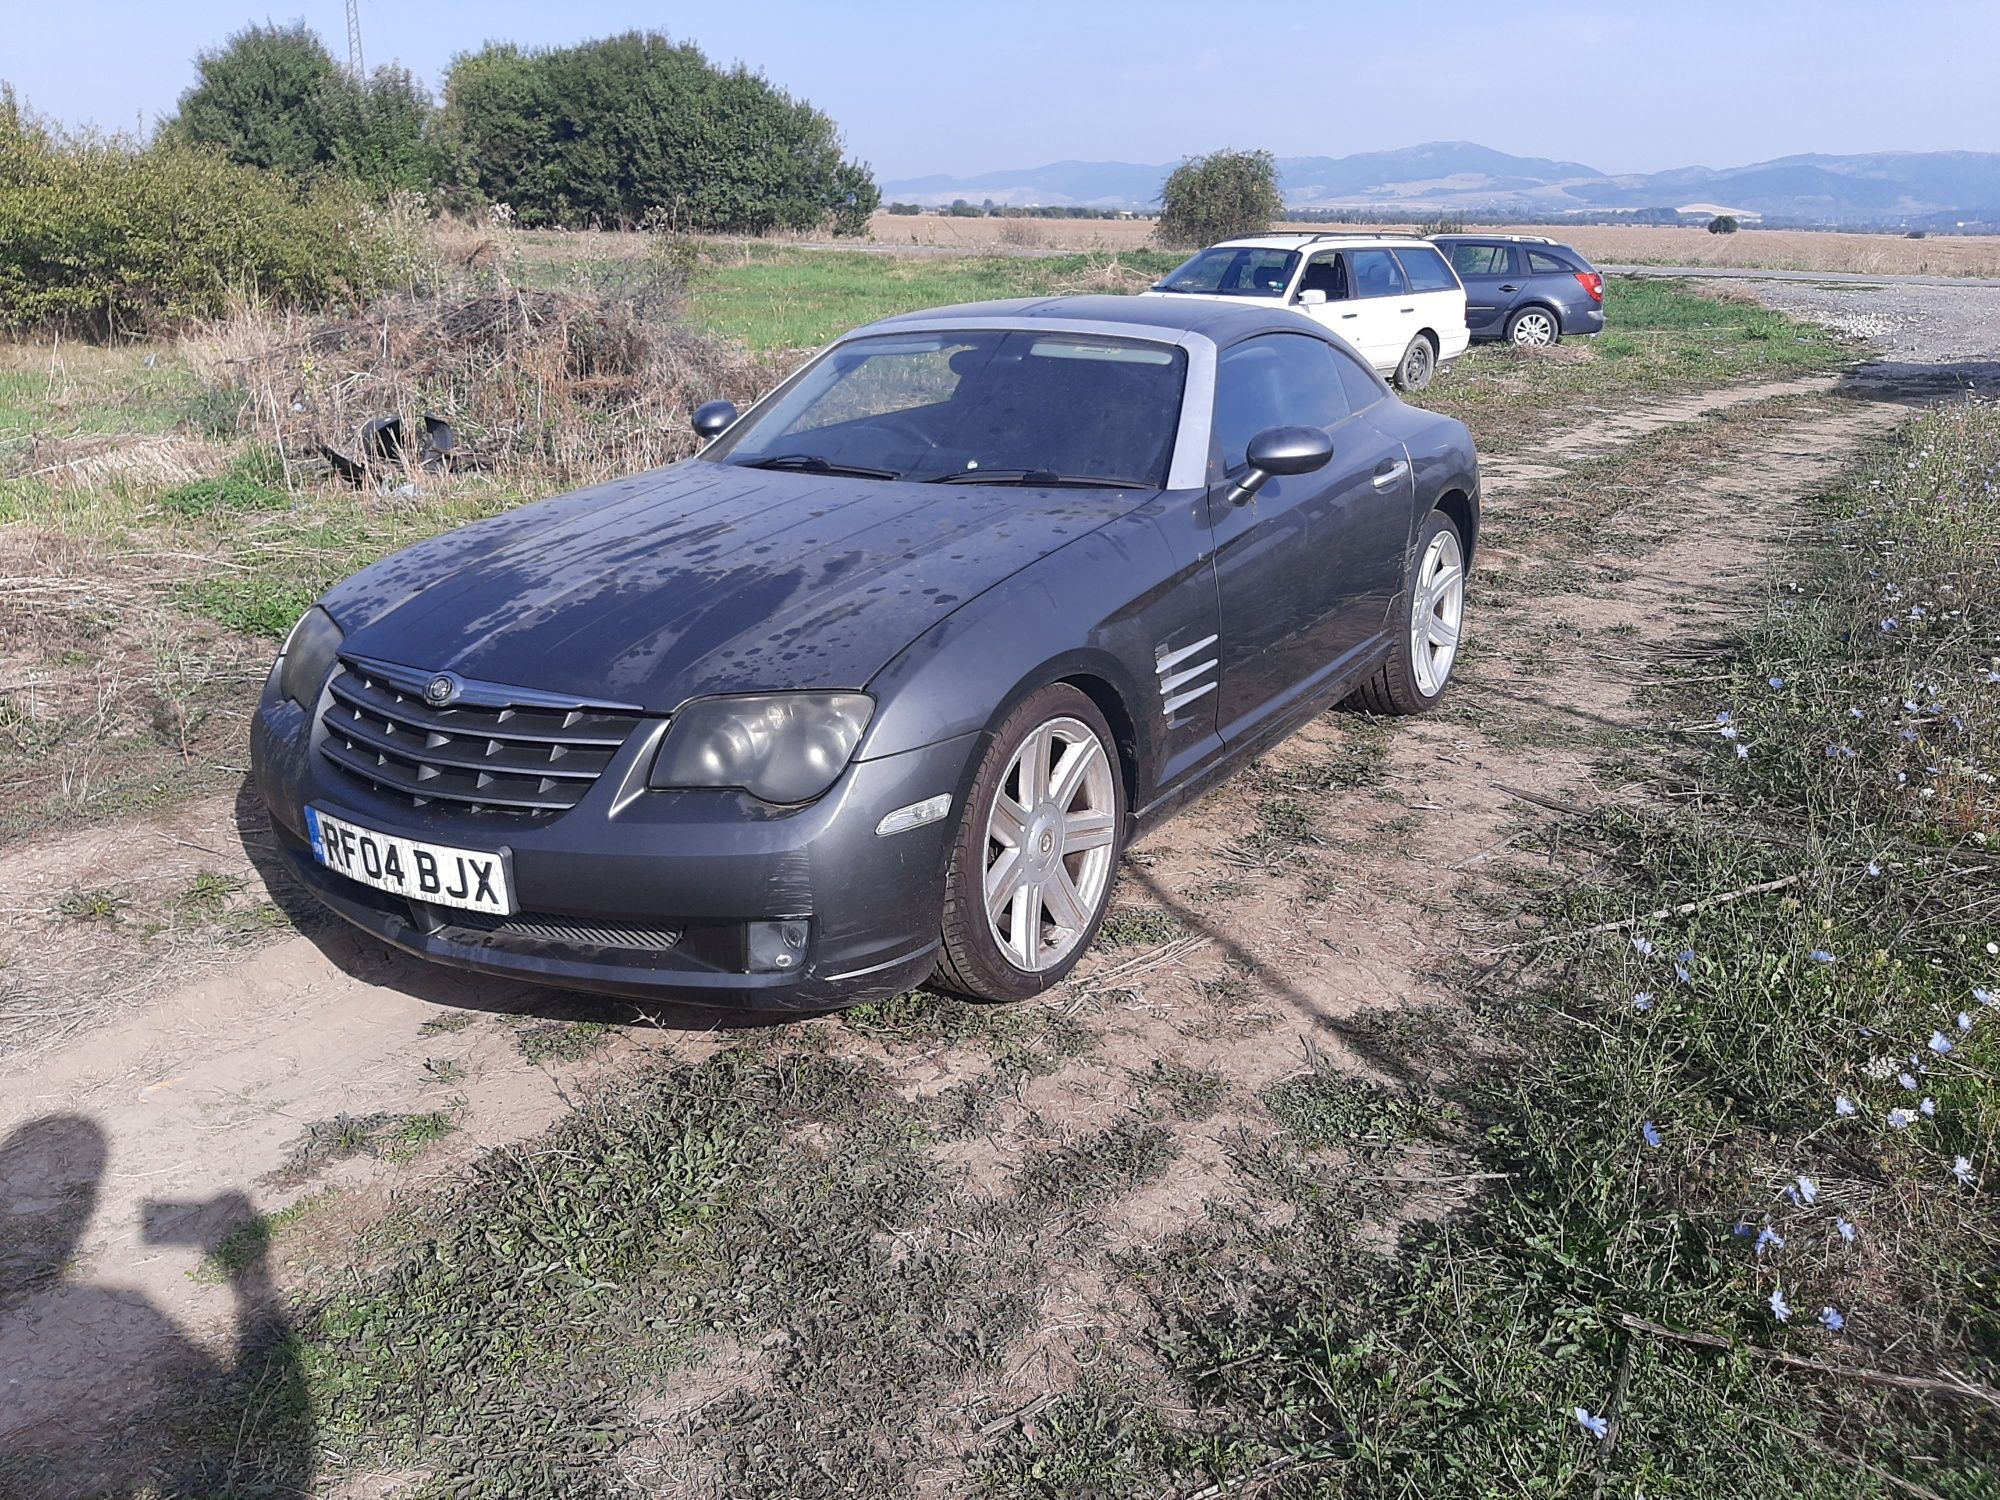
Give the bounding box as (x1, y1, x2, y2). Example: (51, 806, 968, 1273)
(0, 376, 1930, 1485)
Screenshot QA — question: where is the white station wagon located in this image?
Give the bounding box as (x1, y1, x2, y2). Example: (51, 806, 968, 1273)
(1145, 233, 1470, 392)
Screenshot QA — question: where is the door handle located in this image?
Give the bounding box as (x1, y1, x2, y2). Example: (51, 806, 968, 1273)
(1400, 306, 1415, 313)
(1340, 312, 1358, 320)
(1372, 460, 1409, 489)
(1498, 284, 1518, 292)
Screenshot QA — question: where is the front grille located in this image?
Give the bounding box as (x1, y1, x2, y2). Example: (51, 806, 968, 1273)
(439, 909, 686, 953)
(319, 662, 644, 816)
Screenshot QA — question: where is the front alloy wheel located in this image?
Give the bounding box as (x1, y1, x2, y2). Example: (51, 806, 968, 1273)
(935, 684, 1124, 1001)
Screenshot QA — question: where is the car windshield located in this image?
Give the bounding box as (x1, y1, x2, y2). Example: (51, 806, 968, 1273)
(707, 330, 1187, 488)
(1154, 246, 1299, 298)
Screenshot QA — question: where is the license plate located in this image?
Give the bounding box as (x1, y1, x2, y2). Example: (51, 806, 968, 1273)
(305, 806, 514, 915)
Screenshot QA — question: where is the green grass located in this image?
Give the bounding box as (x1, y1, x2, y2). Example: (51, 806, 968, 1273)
(157, 447, 292, 517)
(689, 245, 1182, 350)
(985, 401, 2000, 1497)
(1423, 278, 1850, 452)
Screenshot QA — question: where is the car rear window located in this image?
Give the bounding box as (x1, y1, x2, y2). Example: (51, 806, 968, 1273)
(1527, 249, 1574, 274)
(1395, 246, 1460, 293)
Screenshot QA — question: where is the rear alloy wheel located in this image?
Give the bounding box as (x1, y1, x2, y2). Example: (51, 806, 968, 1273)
(1347, 510, 1466, 715)
(935, 684, 1124, 1002)
(1393, 333, 1437, 392)
(1506, 306, 1560, 347)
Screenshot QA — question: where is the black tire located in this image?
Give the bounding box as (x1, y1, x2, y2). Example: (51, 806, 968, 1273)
(1392, 333, 1438, 392)
(1505, 305, 1561, 347)
(934, 684, 1125, 1002)
(1347, 509, 1466, 715)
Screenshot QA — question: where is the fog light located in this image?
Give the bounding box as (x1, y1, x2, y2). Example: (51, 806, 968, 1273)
(747, 918, 811, 973)
(875, 793, 952, 837)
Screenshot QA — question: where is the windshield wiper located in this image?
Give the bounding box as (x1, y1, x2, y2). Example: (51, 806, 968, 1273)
(926, 469, 1150, 490)
(737, 453, 901, 480)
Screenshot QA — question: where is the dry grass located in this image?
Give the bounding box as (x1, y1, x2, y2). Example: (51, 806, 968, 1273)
(183, 280, 774, 491)
(861, 212, 2000, 276)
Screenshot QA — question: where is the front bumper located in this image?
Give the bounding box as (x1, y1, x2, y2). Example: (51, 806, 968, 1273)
(251, 668, 977, 1013)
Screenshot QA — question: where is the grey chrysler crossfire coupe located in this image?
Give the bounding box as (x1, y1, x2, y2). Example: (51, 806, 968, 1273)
(251, 295, 1479, 1010)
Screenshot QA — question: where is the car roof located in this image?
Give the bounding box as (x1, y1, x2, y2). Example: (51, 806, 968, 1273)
(1206, 232, 1435, 253)
(1430, 232, 1566, 245)
(857, 294, 1323, 345)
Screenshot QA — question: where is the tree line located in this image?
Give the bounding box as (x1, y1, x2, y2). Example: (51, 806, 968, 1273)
(162, 23, 878, 235)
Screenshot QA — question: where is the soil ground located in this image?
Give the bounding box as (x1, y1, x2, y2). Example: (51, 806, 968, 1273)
(0, 280, 1991, 1491)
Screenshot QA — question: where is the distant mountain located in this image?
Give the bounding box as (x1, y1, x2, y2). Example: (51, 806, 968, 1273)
(880, 142, 2000, 224)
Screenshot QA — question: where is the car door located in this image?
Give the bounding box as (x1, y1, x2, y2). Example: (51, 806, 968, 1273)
(1292, 250, 1369, 352)
(1448, 242, 1519, 335)
(1343, 248, 1416, 369)
(1205, 332, 1414, 742)
(1393, 244, 1469, 359)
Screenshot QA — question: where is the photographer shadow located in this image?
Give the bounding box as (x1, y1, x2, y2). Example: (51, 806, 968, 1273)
(0, 1116, 312, 1498)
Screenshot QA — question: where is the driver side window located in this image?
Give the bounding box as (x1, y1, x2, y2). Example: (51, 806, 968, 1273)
(1296, 254, 1348, 301)
(1211, 335, 1352, 474)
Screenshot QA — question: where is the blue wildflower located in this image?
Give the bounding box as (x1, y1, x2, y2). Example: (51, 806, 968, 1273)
(1796, 1176, 1818, 1205)
(1574, 1407, 1609, 1440)
(1755, 1226, 1785, 1256)
(1836, 1215, 1858, 1243)
(1888, 1107, 1916, 1129)
(1631, 935, 1654, 958)
(1834, 1095, 1856, 1117)
(1819, 1306, 1845, 1332)
(1953, 1156, 1975, 1186)
(1769, 1288, 1792, 1322)
(1768, 676, 1785, 689)
(1675, 949, 1695, 984)
(1642, 1121, 1662, 1148)
(1810, 950, 1836, 964)
(1633, 992, 1654, 1012)
(1960, 1012, 1975, 1032)
(1929, 1031, 1954, 1054)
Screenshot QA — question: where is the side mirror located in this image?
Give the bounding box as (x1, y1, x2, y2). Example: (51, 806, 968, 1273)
(1228, 425, 1334, 507)
(1296, 288, 1327, 306)
(691, 400, 739, 441)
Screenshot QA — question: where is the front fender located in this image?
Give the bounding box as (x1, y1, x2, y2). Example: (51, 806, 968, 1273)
(859, 502, 1215, 806)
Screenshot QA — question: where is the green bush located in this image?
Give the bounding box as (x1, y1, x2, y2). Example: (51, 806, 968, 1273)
(161, 22, 441, 194)
(1155, 148, 1283, 248)
(433, 32, 878, 235)
(0, 95, 384, 337)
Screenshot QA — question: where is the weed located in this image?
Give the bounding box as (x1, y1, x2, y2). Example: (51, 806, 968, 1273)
(173, 869, 244, 922)
(1136, 1058, 1229, 1120)
(1097, 904, 1184, 949)
(1015, 1117, 1179, 1210)
(1263, 1063, 1416, 1158)
(55, 887, 121, 921)
(193, 1192, 331, 1285)
(515, 1019, 613, 1065)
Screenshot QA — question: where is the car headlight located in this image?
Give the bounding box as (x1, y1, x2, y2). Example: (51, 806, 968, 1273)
(650, 692, 874, 804)
(279, 605, 344, 708)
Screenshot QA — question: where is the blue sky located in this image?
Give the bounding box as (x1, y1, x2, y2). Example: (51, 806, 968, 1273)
(9, 1, 1996, 179)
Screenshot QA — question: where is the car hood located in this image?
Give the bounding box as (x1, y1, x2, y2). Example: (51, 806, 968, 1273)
(322, 460, 1139, 711)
